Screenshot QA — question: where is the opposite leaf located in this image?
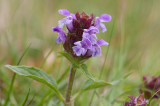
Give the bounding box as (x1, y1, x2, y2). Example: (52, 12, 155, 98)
(82, 79, 111, 91)
(59, 52, 79, 68)
(81, 64, 96, 81)
(80, 64, 112, 91)
(110, 72, 132, 85)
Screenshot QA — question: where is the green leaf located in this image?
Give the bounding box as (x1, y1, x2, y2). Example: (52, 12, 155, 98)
(80, 64, 111, 91)
(81, 64, 96, 81)
(80, 64, 131, 91)
(110, 72, 132, 85)
(59, 52, 79, 68)
(6, 65, 58, 90)
(5, 65, 65, 103)
(82, 79, 111, 91)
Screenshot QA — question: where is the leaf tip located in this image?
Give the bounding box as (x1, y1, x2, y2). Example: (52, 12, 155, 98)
(5, 64, 11, 68)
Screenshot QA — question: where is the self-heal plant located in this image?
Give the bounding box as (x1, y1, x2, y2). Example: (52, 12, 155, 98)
(5, 9, 114, 106)
(53, 9, 111, 105)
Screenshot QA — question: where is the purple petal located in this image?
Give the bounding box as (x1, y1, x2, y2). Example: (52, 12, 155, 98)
(91, 45, 102, 57)
(89, 26, 99, 33)
(74, 41, 81, 46)
(72, 46, 86, 56)
(72, 46, 82, 56)
(94, 17, 101, 28)
(56, 35, 61, 43)
(58, 16, 74, 30)
(92, 34, 97, 39)
(56, 34, 66, 44)
(73, 38, 92, 56)
(58, 9, 70, 16)
(99, 14, 112, 22)
(58, 19, 65, 28)
(82, 49, 87, 56)
(66, 23, 73, 32)
(89, 37, 97, 44)
(82, 32, 89, 38)
(84, 26, 99, 34)
(53, 26, 66, 44)
(65, 16, 74, 31)
(94, 17, 107, 32)
(100, 23, 107, 32)
(82, 27, 98, 45)
(65, 16, 73, 24)
(81, 38, 92, 49)
(94, 15, 110, 32)
(53, 26, 61, 32)
(66, 22, 73, 32)
(97, 39, 109, 46)
(70, 13, 76, 19)
(83, 33, 97, 45)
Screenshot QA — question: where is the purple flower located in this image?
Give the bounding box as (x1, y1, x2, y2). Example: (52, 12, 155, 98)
(140, 75, 160, 99)
(58, 9, 76, 32)
(83, 26, 99, 34)
(94, 14, 112, 32)
(89, 39, 108, 57)
(72, 38, 91, 56)
(82, 26, 99, 44)
(90, 44, 101, 57)
(83, 33, 97, 44)
(53, 26, 66, 44)
(124, 93, 148, 106)
(53, 9, 111, 60)
(124, 96, 136, 106)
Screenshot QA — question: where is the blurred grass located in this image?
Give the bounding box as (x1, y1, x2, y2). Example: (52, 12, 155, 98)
(0, 0, 160, 105)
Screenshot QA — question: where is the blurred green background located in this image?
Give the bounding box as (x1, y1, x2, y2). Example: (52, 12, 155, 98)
(0, 0, 160, 105)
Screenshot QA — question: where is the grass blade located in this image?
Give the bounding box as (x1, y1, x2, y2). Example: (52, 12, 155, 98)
(21, 88, 30, 106)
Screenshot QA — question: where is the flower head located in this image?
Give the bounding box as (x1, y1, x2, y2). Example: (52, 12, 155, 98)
(140, 75, 160, 99)
(124, 93, 148, 106)
(53, 9, 111, 61)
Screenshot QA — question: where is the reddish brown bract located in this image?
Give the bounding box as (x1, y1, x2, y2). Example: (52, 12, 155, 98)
(64, 12, 95, 60)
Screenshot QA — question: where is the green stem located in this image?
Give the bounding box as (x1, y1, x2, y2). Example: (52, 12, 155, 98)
(4, 73, 16, 106)
(56, 91, 66, 105)
(65, 66, 76, 105)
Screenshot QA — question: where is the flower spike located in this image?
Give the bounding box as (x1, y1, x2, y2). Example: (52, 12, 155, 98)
(53, 9, 111, 61)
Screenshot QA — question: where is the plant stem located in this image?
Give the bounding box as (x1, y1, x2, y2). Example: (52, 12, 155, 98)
(4, 73, 16, 106)
(65, 66, 76, 105)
